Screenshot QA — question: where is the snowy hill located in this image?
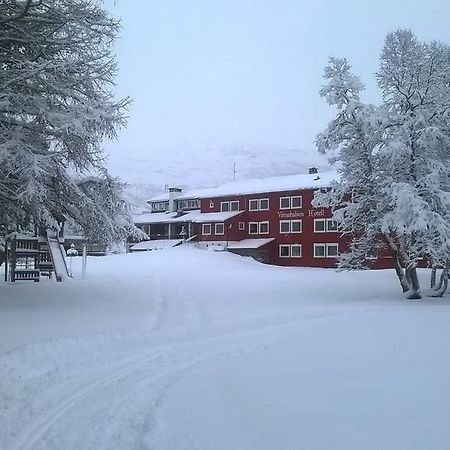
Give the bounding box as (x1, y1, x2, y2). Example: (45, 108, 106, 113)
(105, 145, 330, 210)
(1, 248, 450, 449)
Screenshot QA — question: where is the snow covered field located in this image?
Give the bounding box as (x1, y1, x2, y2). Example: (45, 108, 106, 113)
(1, 247, 450, 450)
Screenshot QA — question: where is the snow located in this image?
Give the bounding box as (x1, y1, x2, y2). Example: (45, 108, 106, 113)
(133, 209, 244, 226)
(187, 210, 244, 223)
(227, 238, 274, 249)
(149, 170, 338, 202)
(1, 247, 450, 449)
(130, 239, 182, 251)
(133, 211, 177, 224)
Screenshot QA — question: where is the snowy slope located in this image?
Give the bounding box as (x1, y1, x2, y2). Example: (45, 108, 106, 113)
(1, 248, 449, 449)
(106, 145, 330, 209)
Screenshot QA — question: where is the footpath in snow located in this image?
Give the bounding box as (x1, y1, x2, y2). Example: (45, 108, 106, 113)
(1, 247, 450, 450)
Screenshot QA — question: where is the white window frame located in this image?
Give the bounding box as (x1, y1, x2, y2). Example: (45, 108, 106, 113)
(259, 221, 269, 234)
(215, 223, 225, 235)
(280, 196, 291, 209)
(326, 219, 338, 232)
(314, 219, 326, 233)
(202, 224, 212, 235)
(313, 243, 326, 258)
(230, 200, 239, 211)
(280, 220, 302, 233)
(249, 222, 259, 234)
(249, 199, 259, 211)
(291, 196, 302, 209)
(239, 222, 245, 230)
(280, 220, 291, 234)
(290, 244, 302, 258)
(259, 198, 269, 210)
(279, 245, 290, 258)
(326, 243, 339, 257)
(279, 244, 302, 258)
(314, 243, 339, 258)
(291, 220, 302, 233)
(220, 201, 230, 212)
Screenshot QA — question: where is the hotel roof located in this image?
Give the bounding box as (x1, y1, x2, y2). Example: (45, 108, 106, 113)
(148, 170, 338, 203)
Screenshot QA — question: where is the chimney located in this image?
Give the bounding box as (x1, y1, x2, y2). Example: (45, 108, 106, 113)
(168, 187, 182, 212)
(308, 167, 318, 174)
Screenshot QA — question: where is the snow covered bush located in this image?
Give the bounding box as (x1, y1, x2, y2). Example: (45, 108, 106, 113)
(315, 30, 450, 299)
(0, 0, 136, 244)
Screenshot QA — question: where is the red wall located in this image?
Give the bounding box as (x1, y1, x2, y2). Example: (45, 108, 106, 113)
(195, 189, 354, 267)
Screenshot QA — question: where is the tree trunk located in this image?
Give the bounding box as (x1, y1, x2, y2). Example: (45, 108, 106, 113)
(405, 267, 421, 299)
(431, 266, 437, 289)
(383, 235, 409, 292)
(428, 268, 449, 297)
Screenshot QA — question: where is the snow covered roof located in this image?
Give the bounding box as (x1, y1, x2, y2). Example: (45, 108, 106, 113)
(148, 171, 338, 202)
(133, 211, 176, 224)
(186, 211, 244, 223)
(227, 238, 274, 249)
(134, 210, 243, 225)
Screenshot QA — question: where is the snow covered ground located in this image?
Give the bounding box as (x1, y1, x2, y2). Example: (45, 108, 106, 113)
(1, 247, 450, 450)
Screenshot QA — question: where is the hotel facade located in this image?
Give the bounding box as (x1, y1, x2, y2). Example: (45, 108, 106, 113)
(132, 169, 391, 268)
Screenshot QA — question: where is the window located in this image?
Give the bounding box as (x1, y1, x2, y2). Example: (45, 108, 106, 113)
(249, 221, 269, 234)
(314, 243, 339, 258)
(327, 219, 338, 231)
(259, 221, 269, 234)
(314, 219, 338, 232)
(215, 223, 224, 235)
(314, 219, 326, 232)
(239, 222, 245, 230)
(279, 244, 302, 258)
(151, 201, 169, 212)
(220, 201, 238, 212)
(291, 196, 302, 209)
(291, 244, 302, 258)
(202, 224, 211, 235)
(259, 198, 269, 210)
(178, 199, 200, 210)
(249, 222, 258, 234)
(291, 220, 302, 233)
(280, 197, 291, 209)
(313, 243, 326, 257)
(220, 200, 240, 212)
(280, 220, 290, 234)
(280, 220, 302, 233)
(280, 196, 302, 210)
(326, 243, 338, 257)
(249, 199, 259, 211)
(248, 198, 269, 211)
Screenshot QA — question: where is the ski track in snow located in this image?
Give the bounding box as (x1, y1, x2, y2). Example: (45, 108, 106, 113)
(1, 288, 355, 450)
(2, 250, 441, 450)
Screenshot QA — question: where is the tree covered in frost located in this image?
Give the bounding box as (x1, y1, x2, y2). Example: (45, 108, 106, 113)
(315, 30, 450, 298)
(0, 0, 137, 256)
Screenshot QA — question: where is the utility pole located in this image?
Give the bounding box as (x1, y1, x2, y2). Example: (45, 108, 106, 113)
(233, 162, 237, 182)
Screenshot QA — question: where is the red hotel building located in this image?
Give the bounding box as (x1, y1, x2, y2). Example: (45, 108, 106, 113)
(133, 169, 391, 268)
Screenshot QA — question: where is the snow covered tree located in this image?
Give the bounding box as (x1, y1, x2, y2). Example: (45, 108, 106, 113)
(0, 0, 135, 254)
(315, 30, 450, 299)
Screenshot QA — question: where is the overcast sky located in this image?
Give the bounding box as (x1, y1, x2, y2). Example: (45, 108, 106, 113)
(104, 0, 450, 161)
